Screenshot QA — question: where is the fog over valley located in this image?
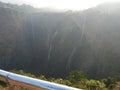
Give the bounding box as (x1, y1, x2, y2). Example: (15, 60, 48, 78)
(0, 1, 120, 79)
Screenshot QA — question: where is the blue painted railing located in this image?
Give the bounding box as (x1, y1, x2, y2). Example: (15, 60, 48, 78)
(0, 69, 82, 90)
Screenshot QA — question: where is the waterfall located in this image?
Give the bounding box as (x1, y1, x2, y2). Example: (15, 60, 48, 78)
(47, 30, 58, 62)
(54, 30, 58, 37)
(48, 44, 52, 62)
(66, 47, 76, 70)
(71, 14, 86, 45)
(66, 15, 86, 71)
(31, 22, 35, 42)
(79, 15, 86, 46)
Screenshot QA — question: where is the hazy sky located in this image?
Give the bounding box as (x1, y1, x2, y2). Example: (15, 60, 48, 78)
(0, 0, 119, 10)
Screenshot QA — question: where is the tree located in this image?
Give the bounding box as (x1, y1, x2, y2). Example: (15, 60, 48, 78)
(67, 71, 85, 84)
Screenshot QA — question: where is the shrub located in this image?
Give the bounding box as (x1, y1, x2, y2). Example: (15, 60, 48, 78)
(86, 80, 105, 90)
(67, 71, 85, 84)
(103, 77, 116, 89)
(51, 78, 72, 86)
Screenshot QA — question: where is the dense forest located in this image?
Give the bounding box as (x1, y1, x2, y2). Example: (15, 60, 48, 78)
(0, 1, 120, 79)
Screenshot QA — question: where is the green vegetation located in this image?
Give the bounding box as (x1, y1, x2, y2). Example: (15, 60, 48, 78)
(67, 71, 84, 83)
(86, 80, 105, 90)
(103, 77, 116, 89)
(0, 70, 120, 90)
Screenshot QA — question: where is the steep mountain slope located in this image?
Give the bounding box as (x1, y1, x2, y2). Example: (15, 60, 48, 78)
(0, 2, 120, 79)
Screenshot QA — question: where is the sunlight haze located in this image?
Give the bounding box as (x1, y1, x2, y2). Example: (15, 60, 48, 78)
(23, 0, 120, 10)
(0, 0, 120, 10)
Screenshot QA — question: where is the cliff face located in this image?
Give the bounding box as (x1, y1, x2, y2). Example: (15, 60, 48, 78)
(0, 2, 120, 79)
(0, 7, 23, 69)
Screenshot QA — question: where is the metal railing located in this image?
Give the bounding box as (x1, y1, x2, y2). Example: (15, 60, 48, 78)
(0, 69, 82, 90)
